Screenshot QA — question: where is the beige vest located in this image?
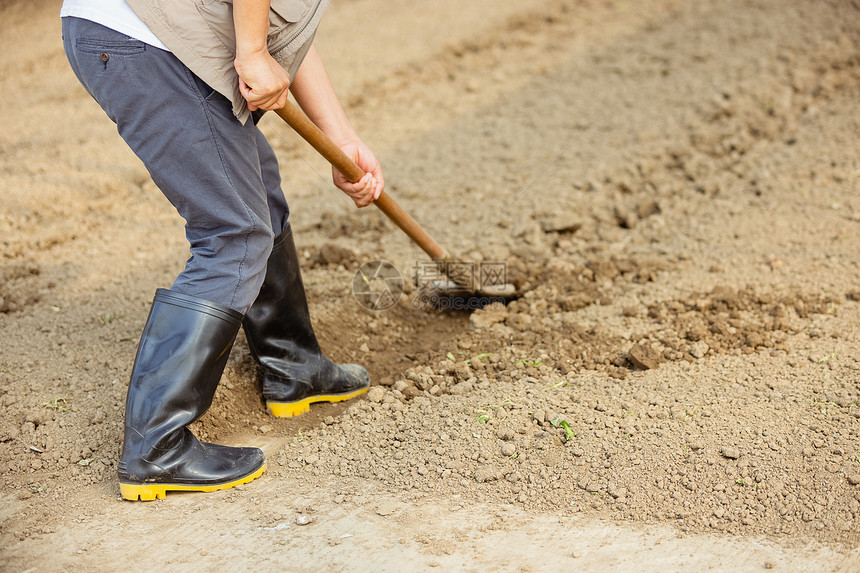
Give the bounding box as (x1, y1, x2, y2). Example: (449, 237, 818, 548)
(126, 0, 330, 124)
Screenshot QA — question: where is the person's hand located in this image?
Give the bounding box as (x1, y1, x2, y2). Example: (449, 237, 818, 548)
(333, 139, 384, 208)
(234, 50, 291, 111)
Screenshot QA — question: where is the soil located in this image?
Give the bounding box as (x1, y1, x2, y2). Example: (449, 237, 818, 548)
(3, 0, 860, 570)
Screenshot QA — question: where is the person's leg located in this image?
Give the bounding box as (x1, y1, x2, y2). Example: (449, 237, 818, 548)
(117, 289, 266, 500)
(62, 16, 270, 499)
(243, 125, 369, 418)
(243, 226, 370, 417)
(64, 16, 273, 313)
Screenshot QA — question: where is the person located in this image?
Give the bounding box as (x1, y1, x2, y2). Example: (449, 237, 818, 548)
(60, 0, 385, 501)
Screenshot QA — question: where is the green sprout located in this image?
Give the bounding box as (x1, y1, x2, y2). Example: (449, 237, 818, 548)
(551, 417, 575, 442)
(466, 353, 493, 364)
(818, 353, 836, 363)
(293, 429, 305, 444)
(446, 352, 456, 362)
(45, 397, 71, 412)
(474, 404, 498, 423)
(516, 359, 543, 367)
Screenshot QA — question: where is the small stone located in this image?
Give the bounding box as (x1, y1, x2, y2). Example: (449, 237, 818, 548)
(628, 344, 661, 370)
(609, 487, 627, 499)
(258, 424, 272, 434)
(847, 475, 860, 486)
(496, 429, 515, 441)
(501, 443, 516, 457)
(533, 409, 546, 424)
(366, 387, 385, 403)
(690, 341, 710, 359)
(469, 302, 508, 330)
(392, 380, 410, 392)
(316, 243, 355, 266)
(721, 447, 740, 460)
(376, 502, 398, 516)
(474, 466, 501, 483)
(401, 385, 422, 400)
(449, 381, 474, 395)
(572, 551, 583, 559)
(540, 214, 583, 234)
(295, 514, 312, 526)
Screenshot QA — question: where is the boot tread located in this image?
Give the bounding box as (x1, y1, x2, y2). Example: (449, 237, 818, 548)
(267, 386, 369, 418)
(119, 462, 266, 501)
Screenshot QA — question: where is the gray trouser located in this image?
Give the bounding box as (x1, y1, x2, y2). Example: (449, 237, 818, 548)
(62, 16, 290, 313)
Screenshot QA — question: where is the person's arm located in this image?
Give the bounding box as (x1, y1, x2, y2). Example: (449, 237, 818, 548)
(233, 0, 291, 111)
(290, 45, 384, 208)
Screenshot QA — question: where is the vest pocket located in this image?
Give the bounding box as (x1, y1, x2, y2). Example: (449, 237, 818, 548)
(269, 0, 311, 25)
(268, 0, 322, 57)
(197, 0, 237, 56)
(196, 0, 312, 57)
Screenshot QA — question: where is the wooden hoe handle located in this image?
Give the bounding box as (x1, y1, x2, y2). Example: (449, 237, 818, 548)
(274, 102, 449, 261)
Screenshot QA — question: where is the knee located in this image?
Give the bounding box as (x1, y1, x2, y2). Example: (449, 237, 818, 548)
(244, 225, 276, 280)
(189, 222, 274, 297)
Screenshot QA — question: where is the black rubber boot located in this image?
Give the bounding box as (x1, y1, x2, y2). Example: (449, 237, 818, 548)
(118, 289, 266, 501)
(243, 226, 370, 417)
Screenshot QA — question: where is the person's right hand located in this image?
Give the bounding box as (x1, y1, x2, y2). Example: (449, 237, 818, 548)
(234, 50, 291, 111)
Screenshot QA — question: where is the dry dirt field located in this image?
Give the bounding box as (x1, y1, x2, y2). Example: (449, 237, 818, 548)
(2, 0, 860, 570)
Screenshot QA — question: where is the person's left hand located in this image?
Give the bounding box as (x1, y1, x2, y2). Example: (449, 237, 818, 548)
(333, 139, 384, 208)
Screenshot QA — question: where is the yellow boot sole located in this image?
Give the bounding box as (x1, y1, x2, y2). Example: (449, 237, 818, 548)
(267, 387, 369, 417)
(119, 463, 266, 501)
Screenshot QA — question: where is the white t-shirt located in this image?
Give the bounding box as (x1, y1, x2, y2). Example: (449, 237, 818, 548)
(60, 0, 169, 51)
